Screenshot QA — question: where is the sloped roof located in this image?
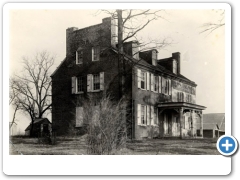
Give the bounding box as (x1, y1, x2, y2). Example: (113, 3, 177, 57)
(110, 47, 196, 86)
(196, 113, 225, 131)
(25, 118, 51, 131)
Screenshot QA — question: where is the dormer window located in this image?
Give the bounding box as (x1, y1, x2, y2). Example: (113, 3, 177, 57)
(76, 50, 83, 64)
(92, 46, 100, 61)
(173, 60, 177, 74)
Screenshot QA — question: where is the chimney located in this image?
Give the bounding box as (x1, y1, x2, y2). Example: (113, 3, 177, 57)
(172, 52, 181, 74)
(66, 27, 78, 55)
(102, 17, 117, 47)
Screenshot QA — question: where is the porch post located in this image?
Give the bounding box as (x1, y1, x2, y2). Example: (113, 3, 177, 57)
(191, 110, 194, 137)
(200, 111, 203, 138)
(179, 108, 183, 139)
(158, 109, 164, 138)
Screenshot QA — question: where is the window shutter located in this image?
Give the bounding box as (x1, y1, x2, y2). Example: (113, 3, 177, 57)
(137, 104, 141, 125)
(100, 72, 104, 90)
(151, 106, 154, 125)
(137, 69, 141, 88)
(162, 77, 166, 94)
(147, 105, 150, 125)
(151, 74, 154, 92)
(146, 72, 150, 91)
(71, 77, 76, 94)
(159, 76, 162, 93)
(168, 79, 172, 95)
(76, 107, 83, 127)
(182, 92, 185, 102)
(87, 74, 92, 92)
(76, 51, 78, 64)
(91, 48, 94, 61)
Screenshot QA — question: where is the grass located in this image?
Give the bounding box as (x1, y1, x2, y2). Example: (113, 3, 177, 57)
(9, 136, 220, 155)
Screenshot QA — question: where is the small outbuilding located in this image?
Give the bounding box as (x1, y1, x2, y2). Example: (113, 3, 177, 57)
(25, 118, 52, 137)
(196, 113, 225, 138)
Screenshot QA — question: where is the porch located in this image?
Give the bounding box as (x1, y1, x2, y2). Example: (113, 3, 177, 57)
(158, 102, 206, 138)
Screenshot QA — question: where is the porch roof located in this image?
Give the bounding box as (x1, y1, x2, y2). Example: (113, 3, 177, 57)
(158, 102, 206, 111)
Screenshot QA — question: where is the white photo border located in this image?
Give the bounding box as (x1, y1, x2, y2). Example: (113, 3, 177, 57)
(3, 2, 231, 175)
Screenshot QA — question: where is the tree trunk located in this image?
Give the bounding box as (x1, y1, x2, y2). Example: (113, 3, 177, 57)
(117, 9, 126, 100)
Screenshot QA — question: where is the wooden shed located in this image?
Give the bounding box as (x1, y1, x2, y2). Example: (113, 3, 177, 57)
(196, 113, 225, 138)
(25, 118, 52, 137)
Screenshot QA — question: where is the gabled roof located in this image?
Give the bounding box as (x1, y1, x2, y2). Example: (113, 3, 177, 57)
(196, 113, 225, 131)
(25, 118, 51, 131)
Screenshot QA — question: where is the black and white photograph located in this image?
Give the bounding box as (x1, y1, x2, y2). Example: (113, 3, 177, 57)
(3, 2, 233, 176)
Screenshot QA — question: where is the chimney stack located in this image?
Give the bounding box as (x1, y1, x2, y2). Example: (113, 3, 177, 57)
(172, 52, 181, 74)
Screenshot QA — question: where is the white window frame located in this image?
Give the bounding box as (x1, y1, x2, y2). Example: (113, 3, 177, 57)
(92, 46, 100, 61)
(87, 72, 104, 92)
(76, 50, 83, 64)
(141, 105, 147, 126)
(140, 71, 146, 90)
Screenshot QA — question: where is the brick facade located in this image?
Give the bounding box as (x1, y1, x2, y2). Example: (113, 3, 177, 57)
(51, 17, 206, 139)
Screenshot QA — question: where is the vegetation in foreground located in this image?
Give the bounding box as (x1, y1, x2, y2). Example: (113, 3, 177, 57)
(10, 136, 220, 155)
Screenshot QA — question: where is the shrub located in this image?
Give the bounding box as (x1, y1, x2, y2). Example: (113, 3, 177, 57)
(82, 96, 127, 155)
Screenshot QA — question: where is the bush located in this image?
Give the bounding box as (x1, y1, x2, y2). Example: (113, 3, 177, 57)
(82, 96, 127, 155)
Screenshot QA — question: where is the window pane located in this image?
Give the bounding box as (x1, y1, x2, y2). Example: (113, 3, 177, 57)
(141, 72, 145, 89)
(77, 77, 83, 92)
(93, 74, 100, 90)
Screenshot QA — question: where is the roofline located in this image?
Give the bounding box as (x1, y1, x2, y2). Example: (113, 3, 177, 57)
(158, 102, 206, 110)
(110, 47, 197, 86)
(50, 57, 66, 77)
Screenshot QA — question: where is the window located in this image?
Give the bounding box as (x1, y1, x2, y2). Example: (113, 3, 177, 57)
(141, 71, 146, 89)
(76, 76, 83, 93)
(186, 94, 192, 103)
(76, 107, 83, 127)
(173, 60, 177, 74)
(76, 50, 83, 64)
(71, 76, 83, 94)
(92, 46, 100, 61)
(87, 72, 104, 92)
(154, 76, 158, 92)
(141, 105, 146, 125)
(137, 69, 150, 90)
(177, 92, 184, 102)
(153, 107, 158, 125)
(93, 74, 100, 90)
(161, 77, 171, 95)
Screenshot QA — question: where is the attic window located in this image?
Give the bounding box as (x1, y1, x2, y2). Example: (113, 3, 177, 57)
(92, 46, 100, 61)
(76, 50, 83, 64)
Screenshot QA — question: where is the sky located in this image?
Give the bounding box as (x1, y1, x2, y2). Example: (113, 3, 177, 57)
(9, 9, 225, 134)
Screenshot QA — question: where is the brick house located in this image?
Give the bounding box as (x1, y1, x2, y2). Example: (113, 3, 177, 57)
(51, 17, 206, 139)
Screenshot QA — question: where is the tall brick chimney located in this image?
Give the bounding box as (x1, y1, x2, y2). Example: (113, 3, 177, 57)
(66, 27, 78, 55)
(172, 52, 181, 74)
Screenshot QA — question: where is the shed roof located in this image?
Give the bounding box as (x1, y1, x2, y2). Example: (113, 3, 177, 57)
(25, 118, 51, 131)
(196, 113, 225, 131)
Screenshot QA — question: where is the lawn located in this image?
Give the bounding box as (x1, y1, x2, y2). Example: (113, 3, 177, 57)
(9, 136, 220, 155)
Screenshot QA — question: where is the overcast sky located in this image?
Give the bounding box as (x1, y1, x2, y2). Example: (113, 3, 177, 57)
(9, 9, 225, 134)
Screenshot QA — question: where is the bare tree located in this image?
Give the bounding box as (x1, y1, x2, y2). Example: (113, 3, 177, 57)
(9, 80, 20, 130)
(200, 9, 225, 35)
(98, 9, 171, 98)
(10, 51, 54, 136)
